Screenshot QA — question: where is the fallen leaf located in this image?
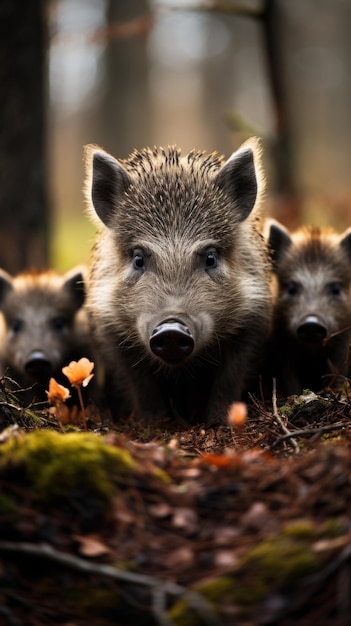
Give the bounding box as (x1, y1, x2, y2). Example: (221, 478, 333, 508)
(214, 550, 239, 568)
(166, 546, 195, 569)
(148, 503, 172, 518)
(201, 452, 243, 468)
(172, 507, 198, 530)
(74, 534, 111, 557)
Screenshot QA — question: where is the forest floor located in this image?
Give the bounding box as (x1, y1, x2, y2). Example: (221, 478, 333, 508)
(0, 379, 351, 626)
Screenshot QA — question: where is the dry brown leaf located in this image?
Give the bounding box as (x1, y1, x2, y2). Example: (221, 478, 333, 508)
(172, 507, 198, 530)
(148, 503, 172, 518)
(74, 534, 111, 557)
(214, 550, 239, 568)
(201, 451, 243, 468)
(166, 546, 195, 569)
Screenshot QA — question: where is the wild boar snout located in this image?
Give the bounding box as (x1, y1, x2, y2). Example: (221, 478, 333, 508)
(149, 318, 195, 364)
(296, 315, 328, 345)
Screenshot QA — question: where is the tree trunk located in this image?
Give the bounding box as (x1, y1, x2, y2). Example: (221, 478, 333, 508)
(99, 0, 151, 159)
(261, 0, 301, 227)
(0, 0, 49, 274)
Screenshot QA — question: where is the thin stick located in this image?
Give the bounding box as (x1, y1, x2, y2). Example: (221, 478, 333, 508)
(0, 541, 220, 626)
(270, 422, 346, 450)
(272, 378, 299, 453)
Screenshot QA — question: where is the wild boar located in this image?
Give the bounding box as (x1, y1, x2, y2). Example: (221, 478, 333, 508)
(0, 267, 93, 404)
(84, 140, 272, 424)
(266, 219, 351, 396)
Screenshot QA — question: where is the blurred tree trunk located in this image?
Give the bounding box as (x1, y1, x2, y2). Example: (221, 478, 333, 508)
(0, 0, 49, 274)
(262, 0, 301, 227)
(99, 0, 151, 158)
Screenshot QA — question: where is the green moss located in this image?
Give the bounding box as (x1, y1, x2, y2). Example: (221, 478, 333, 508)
(278, 404, 293, 417)
(294, 390, 317, 405)
(318, 399, 332, 408)
(0, 384, 47, 428)
(284, 518, 346, 542)
(168, 578, 232, 625)
(193, 577, 233, 603)
(168, 602, 197, 626)
(152, 466, 172, 484)
(0, 430, 136, 505)
(319, 518, 344, 538)
(169, 532, 320, 624)
(63, 424, 81, 432)
(282, 520, 317, 539)
(240, 536, 317, 596)
(321, 434, 342, 443)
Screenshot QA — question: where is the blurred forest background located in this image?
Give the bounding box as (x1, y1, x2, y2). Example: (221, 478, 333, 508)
(1, 0, 351, 273)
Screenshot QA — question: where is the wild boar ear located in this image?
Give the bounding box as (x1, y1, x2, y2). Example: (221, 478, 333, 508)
(339, 227, 351, 260)
(86, 146, 132, 226)
(215, 143, 258, 221)
(63, 266, 86, 310)
(0, 269, 13, 306)
(266, 219, 292, 269)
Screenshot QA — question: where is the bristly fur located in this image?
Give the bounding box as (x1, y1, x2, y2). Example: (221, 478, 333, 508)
(277, 225, 351, 277)
(84, 140, 266, 235)
(264, 219, 351, 396)
(84, 139, 272, 424)
(0, 267, 95, 404)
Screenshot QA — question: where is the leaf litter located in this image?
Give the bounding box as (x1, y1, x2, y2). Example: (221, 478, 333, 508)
(0, 374, 351, 625)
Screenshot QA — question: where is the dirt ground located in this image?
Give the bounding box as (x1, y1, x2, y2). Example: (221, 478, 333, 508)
(0, 380, 351, 626)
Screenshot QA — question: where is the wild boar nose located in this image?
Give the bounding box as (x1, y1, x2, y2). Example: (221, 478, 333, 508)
(150, 319, 194, 364)
(297, 315, 327, 344)
(25, 351, 52, 379)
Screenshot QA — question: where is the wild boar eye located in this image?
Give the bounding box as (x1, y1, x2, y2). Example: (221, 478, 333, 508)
(286, 281, 300, 296)
(51, 317, 66, 331)
(132, 249, 145, 272)
(204, 249, 218, 270)
(11, 318, 23, 333)
(328, 282, 342, 297)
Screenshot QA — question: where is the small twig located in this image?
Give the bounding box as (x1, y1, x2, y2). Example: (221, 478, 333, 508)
(152, 586, 175, 626)
(272, 378, 299, 453)
(269, 422, 347, 450)
(0, 401, 24, 412)
(0, 541, 220, 626)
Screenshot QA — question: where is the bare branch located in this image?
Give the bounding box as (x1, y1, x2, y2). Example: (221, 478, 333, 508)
(270, 422, 347, 450)
(0, 541, 220, 626)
